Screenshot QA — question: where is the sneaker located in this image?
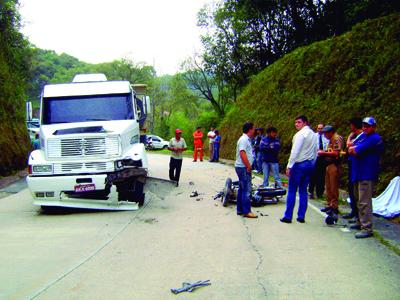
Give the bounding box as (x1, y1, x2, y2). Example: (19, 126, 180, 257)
(348, 219, 357, 224)
(192, 160, 197, 162)
(355, 230, 373, 239)
(296, 218, 305, 223)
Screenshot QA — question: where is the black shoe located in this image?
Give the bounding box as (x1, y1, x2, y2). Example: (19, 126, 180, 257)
(308, 193, 315, 199)
(296, 218, 305, 223)
(280, 217, 292, 224)
(332, 208, 340, 214)
(355, 230, 373, 239)
(349, 224, 361, 230)
(320, 207, 331, 213)
(348, 219, 357, 224)
(342, 213, 355, 219)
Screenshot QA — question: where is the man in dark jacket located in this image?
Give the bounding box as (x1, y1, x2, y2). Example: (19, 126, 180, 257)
(260, 127, 283, 188)
(348, 117, 384, 239)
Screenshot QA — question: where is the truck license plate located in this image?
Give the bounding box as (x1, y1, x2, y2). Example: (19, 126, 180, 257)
(74, 184, 96, 193)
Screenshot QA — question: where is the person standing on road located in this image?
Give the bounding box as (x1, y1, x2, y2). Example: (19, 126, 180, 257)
(168, 129, 187, 186)
(252, 128, 263, 174)
(193, 127, 204, 162)
(343, 117, 363, 220)
(211, 130, 221, 162)
(207, 127, 216, 162)
(318, 125, 344, 215)
(281, 115, 318, 224)
(33, 133, 41, 150)
(260, 127, 283, 188)
(348, 117, 384, 239)
(235, 122, 258, 218)
(308, 123, 328, 199)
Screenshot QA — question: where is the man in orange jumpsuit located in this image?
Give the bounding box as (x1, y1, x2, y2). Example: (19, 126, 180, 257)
(193, 126, 204, 162)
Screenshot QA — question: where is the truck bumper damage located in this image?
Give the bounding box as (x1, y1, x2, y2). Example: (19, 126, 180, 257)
(27, 167, 148, 211)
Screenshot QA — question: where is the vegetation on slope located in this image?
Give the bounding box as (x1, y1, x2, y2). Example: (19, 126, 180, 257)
(0, 0, 31, 175)
(219, 14, 400, 191)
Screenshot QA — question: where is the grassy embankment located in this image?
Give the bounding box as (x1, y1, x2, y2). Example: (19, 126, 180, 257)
(219, 13, 400, 193)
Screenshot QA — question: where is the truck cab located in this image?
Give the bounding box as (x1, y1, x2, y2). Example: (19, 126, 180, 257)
(27, 74, 148, 210)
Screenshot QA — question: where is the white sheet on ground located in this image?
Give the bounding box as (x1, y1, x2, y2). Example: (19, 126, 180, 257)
(373, 176, 400, 218)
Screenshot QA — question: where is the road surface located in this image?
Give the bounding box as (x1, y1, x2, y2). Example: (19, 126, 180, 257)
(0, 153, 399, 299)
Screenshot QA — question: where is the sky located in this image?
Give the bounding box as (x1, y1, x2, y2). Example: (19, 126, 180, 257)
(19, 0, 214, 75)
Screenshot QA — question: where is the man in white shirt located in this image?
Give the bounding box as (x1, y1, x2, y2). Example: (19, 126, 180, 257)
(207, 127, 216, 161)
(235, 122, 257, 218)
(168, 129, 187, 186)
(280, 115, 318, 223)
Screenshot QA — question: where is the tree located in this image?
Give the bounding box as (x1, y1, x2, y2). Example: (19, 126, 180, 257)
(181, 56, 234, 117)
(197, 0, 400, 91)
(0, 0, 31, 174)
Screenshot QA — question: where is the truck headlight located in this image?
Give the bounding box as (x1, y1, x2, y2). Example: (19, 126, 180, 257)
(32, 165, 53, 174)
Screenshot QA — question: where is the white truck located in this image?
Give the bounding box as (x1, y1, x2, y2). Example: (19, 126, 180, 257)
(27, 74, 150, 210)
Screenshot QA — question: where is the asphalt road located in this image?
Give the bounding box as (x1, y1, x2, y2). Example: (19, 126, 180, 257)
(0, 153, 399, 299)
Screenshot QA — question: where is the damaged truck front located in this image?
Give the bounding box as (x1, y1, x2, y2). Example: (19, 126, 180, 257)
(27, 74, 149, 210)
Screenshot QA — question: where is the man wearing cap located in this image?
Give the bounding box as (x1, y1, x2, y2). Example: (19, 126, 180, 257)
(168, 129, 187, 186)
(318, 125, 344, 215)
(348, 117, 384, 239)
(192, 127, 204, 162)
(343, 117, 363, 220)
(235, 122, 258, 218)
(280, 115, 318, 224)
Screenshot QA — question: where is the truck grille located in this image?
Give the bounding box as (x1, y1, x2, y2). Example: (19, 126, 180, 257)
(53, 161, 114, 174)
(47, 136, 120, 159)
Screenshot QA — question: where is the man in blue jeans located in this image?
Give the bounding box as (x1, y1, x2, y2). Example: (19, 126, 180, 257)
(260, 127, 283, 188)
(235, 122, 257, 218)
(281, 115, 318, 223)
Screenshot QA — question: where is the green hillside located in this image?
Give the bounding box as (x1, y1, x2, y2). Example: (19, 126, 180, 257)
(0, 1, 31, 176)
(219, 13, 400, 191)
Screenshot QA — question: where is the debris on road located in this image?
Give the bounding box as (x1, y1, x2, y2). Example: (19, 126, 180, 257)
(190, 191, 199, 197)
(171, 280, 211, 294)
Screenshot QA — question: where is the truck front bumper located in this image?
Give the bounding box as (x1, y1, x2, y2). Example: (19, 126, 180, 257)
(27, 173, 139, 211)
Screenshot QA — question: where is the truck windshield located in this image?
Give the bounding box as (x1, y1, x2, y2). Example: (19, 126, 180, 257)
(42, 94, 134, 124)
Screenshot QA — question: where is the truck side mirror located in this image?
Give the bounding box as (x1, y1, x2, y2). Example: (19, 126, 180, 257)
(135, 97, 146, 126)
(145, 96, 151, 115)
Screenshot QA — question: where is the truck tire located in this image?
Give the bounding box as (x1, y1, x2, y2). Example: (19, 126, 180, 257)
(117, 180, 145, 206)
(133, 181, 145, 206)
(162, 145, 168, 150)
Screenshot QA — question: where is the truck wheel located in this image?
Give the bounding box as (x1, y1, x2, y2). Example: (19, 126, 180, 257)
(133, 181, 145, 206)
(117, 180, 145, 206)
(163, 145, 168, 150)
